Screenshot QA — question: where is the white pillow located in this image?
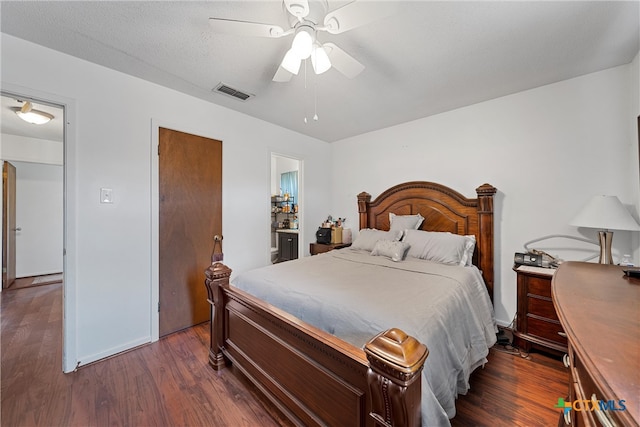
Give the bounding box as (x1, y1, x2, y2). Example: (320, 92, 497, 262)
(461, 235, 476, 266)
(389, 213, 424, 235)
(371, 240, 411, 262)
(402, 229, 476, 266)
(351, 229, 402, 252)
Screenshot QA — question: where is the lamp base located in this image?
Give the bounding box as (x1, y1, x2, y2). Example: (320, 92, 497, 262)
(597, 230, 614, 264)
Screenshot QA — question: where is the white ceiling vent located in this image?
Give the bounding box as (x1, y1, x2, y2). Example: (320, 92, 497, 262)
(212, 83, 254, 101)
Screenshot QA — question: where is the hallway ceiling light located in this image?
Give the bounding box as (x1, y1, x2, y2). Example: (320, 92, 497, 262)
(12, 101, 54, 125)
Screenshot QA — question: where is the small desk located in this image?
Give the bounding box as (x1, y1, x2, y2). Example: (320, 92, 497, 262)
(309, 242, 351, 255)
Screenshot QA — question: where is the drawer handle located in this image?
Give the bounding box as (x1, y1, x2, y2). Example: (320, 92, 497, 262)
(591, 394, 617, 427)
(562, 353, 570, 368)
(558, 331, 567, 338)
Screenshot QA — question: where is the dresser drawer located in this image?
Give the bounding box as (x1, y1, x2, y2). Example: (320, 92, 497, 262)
(526, 316, 567, 346)
(526, 275, 552, 298)
(527, 296, 559, 321)
(572, 351, 624, 427)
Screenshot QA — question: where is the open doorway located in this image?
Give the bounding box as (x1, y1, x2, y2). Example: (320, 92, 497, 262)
(1, 94, 64, 288)
(270, 154, 302, 263)
(1, 91, 68, 370)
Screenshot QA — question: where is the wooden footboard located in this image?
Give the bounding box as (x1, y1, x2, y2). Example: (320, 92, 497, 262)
(205, 262, 428, 427)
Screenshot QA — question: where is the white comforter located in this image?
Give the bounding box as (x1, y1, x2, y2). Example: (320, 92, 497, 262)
(232, 248, 497, 426)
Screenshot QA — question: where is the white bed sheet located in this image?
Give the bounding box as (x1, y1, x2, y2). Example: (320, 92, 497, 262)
(232, 248, 497, 426)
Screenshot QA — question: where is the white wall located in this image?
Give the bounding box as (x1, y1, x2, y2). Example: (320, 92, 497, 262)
(1, 133, 63, 278)
(2, 34, 331, 370)
(1, 134, 63, 166)
(12, 161, 64, 277)
(331, 63, 640, 328)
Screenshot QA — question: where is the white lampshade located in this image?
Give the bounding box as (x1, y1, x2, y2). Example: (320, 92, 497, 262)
(281, 49, 301, 75)
(311, 43, 331, 74)
(291, 26, 313, 59)
(570, 195, 640, 231)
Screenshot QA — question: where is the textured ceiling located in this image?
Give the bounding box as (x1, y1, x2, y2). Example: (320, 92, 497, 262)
(1, 1, 639, 143)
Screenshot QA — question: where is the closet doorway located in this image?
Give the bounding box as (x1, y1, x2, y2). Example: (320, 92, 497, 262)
(270, 154, 302, 264)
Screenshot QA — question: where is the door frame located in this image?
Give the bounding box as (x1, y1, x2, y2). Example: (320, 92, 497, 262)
(1, 83, 77, 373)
(150, 118, 223, 342)
(3, 161, 17, 289)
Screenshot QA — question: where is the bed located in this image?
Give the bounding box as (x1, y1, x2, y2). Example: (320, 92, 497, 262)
(205, 181, 497, 427)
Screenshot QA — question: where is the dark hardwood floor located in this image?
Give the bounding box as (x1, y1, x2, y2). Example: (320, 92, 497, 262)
(452, 343, 568, 427)
(1, 282, 568, 427)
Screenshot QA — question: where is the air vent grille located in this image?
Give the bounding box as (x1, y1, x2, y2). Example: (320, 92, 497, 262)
(213, 83, 254, 101)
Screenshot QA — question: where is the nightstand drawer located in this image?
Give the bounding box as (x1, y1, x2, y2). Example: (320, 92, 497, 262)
(527, 296, 559, 321)
(526, 316, 567, 346)
(514, 266, 565, 353)
(526, 275, 552, 298)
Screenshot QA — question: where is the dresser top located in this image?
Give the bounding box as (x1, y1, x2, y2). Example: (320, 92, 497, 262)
(552, 261, 639, 425)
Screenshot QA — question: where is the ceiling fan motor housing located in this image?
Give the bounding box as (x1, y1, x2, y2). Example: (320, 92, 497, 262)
(284, 0, 327, 26)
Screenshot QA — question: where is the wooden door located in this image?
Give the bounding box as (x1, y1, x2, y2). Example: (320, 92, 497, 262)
(159, 128, 222, 336)
(2, 161, 17, 289)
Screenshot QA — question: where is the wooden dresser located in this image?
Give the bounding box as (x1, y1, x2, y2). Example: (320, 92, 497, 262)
(552, 262, 639, 427)
(513, 265, 567, 354)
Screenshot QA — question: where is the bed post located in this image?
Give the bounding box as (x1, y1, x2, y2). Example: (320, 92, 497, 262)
(358, 191, 372, 229)
(204, 262, 232, 370)
(364, 328, 429, 427)
(475, 184, 497, 302)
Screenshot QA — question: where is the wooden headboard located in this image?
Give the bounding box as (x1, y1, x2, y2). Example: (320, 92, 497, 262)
(357, 181, 497, 300)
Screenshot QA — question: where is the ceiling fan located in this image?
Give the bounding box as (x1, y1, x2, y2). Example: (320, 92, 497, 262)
(209, 0, 396, 82)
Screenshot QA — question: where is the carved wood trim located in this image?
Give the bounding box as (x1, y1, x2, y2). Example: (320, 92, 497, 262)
(204, 262, 231, 370)
(365, 329, 428, 427)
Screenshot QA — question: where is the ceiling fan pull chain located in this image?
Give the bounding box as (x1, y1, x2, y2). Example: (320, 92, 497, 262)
(303, 59, 308, 123)
(313, 71, 319, 121)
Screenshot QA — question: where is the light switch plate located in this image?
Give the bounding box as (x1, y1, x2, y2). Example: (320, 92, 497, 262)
(100, 188, 113, 204)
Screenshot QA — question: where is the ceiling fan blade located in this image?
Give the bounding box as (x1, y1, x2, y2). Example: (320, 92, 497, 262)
(323, 43, 364, 78)
(209, 18, 288, 38)
(273, 66, 294, 82)
(323, 1, 397, 34)
(283, 0, 309, 19)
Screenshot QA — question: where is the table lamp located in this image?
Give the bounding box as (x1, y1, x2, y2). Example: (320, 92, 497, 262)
(570, 195, 640, 264)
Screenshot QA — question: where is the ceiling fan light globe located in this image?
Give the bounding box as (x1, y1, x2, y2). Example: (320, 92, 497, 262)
(291, 27, 313, 59)
(311, 44, 331, 74)
(281, 49, 301, 75)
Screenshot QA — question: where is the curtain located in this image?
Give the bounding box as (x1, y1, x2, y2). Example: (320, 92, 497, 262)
(280, 171, 298, 202)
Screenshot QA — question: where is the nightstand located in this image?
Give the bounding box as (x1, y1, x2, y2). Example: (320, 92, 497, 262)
(513, 265, 567, 354)
(310, 242, 351, 255)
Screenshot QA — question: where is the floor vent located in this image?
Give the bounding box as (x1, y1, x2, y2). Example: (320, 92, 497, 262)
(212, 83, 254, 101)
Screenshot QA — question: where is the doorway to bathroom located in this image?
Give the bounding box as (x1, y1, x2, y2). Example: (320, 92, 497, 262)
(270, 154, 301, 264)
